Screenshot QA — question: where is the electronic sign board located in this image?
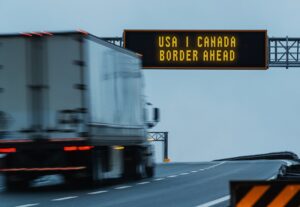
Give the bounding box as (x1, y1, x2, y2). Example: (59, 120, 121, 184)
(124, 30, 268, 69)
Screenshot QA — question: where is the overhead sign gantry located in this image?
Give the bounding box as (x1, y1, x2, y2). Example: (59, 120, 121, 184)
(123, 30, 268, 69)
(102, 31, 300, 69)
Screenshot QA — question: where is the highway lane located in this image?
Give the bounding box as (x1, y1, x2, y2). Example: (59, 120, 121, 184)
(0, 160, 288, 207)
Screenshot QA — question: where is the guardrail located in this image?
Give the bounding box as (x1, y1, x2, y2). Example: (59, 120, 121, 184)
(214, 151, 299, 161)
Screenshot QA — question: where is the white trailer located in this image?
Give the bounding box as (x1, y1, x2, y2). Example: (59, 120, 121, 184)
(0, 31, 159, 189)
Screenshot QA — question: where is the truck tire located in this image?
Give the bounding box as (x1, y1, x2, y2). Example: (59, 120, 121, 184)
(124, 147, 148, 180)
(69, 150, 103, 186)
(146, 164, 155, 178)
(85, 149, 103, 185)
(5, 175, 29, 191)
(134, 160, 146, 179)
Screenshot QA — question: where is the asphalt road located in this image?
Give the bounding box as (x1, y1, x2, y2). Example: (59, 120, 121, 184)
(0, 160, 288, 207)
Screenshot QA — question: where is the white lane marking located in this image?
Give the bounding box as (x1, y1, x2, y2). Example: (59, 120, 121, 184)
(16, 204, 39, 207)
(153, 178, 165, 181)
(137, 181, 150, 185)
(166, 162, 226, 179)
(87, 190, 108, 195)
(52, 196, 78, 201)
(195, 195, 230, 207)
(201, 161, 227, 171)
(115, 185, 131, 190)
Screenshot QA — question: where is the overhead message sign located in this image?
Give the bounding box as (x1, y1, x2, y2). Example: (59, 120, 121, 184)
(123, 30, 268, 69)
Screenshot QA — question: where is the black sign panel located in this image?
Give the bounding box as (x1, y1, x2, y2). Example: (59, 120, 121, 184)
(124, 30, 268, 69)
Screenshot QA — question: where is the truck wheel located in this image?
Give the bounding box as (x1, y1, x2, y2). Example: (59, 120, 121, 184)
(74, 151, 103, 186)
(92, 157, 103, 183)
(5, 175, 29, 191)
(135, 161, 146, 179)
(64, 174, 76, 185)
(87, 150, 103, 185)
(146, 164, 155, 178)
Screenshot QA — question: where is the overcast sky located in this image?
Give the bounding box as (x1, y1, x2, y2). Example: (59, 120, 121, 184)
(1, 0, 300, 161)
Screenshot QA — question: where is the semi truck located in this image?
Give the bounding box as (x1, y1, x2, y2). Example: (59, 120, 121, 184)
(0, 31, 159, 189)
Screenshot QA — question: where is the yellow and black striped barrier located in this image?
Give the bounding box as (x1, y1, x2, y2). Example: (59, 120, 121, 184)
(231, 181, 300, 207)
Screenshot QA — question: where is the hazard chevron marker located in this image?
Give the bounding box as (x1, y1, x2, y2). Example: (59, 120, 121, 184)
(230, 181, 300, 207)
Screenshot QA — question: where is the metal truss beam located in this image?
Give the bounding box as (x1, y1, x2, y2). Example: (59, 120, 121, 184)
(148, 132, 169, 162)
(269, 37, 300, 68)
(101, 37, 123, 47)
